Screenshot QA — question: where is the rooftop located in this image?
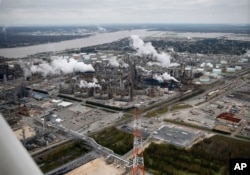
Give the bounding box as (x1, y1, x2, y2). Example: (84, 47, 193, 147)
(216, 112, 241, 123)
(154, 125, 202, 147)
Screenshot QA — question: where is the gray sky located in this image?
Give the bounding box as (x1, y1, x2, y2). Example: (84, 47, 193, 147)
(0, 0, 249, 25)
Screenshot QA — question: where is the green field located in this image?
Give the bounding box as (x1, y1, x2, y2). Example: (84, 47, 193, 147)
(92, 127, 133, 155)
(145, 106, 169, 118)
(144, 103, 192, 118)
(170, 103, 193, 111)
(34, 140, 91, 173)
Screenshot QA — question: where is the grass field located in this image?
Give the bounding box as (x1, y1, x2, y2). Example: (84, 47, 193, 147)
(145, 106, 169, 118)
(170, 103, 193, 111)
(92, 127, 133, 155)
(34, 140, 91, 173)
(144, 102, 192, 118)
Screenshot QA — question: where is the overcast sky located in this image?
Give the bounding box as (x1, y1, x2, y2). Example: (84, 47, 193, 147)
(0, 0, 249, 25)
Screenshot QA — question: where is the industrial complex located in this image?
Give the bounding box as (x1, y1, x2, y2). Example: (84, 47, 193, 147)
(0, 29, 250, 175)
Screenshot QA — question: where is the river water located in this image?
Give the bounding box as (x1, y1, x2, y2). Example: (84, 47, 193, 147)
(0, 29, 160, 58)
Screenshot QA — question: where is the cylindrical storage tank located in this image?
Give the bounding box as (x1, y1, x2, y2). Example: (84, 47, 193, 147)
(212, 68, 222, 75)
(241, 58, 248, 62)
(235, 66, 242, 70)
(203, 72, 210, 76)
(221, 60, 228, 64)
(226, 67, 236, 73)
(199, 75, 210, 82)
(215, 64, 221, 68)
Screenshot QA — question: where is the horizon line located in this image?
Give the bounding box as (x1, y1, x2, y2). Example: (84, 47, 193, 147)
(1, 23, 250, 27)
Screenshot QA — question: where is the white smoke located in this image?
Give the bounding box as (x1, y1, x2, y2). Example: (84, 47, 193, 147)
(108, 57, 119, 67)
(154, 72, 179, 82)
(2, 26, 7, 40)
(2, 26, 6, 33)
(136, 66, 151, 75)
(200, 62, 213, 68)
(162, 72, 179, 82)
(153, 74, 164, 83)
(108, 56, 129, 68)
(170, 63, 180, 67)
(146, 62, 162, 67)
(130, 35, 172, 67)
(120, 60, 129, 68)
(78, 79, 101, 89)
(244, 50, 250, 57)
(97, 25, 106, 32)
(25, 56, 94, 77)
(93, 77, 98, 83)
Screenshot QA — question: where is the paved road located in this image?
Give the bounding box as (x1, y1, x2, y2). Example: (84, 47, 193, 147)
(30, 139, 70, 156)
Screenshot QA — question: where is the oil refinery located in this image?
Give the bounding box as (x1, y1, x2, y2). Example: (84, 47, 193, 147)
(1, 29, 250, 175)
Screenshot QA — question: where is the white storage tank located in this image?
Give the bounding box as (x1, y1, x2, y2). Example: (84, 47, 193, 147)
(241, 58, 248, 62)
(226, 67, 236, 73)
(199, 76, 210, 82)
(203, 72, 210, 76)
(235, 66, 242, 70)
(215, 64, 221, 68)
(212, 68, 222, 75)
(221, 60, 228, 64)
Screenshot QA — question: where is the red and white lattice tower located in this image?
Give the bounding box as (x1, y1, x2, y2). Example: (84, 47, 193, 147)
(132, 107, 144, 175)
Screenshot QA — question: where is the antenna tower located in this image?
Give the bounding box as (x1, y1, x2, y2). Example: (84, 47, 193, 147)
(132, 107, 144, 175)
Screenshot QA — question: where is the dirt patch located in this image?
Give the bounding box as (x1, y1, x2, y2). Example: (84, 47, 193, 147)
(66, 158, 125, 175)
(14, 125, 36, 140)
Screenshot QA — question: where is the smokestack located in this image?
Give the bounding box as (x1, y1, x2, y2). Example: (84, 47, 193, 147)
(3, 74, 7, 84)
(119, 68, 124, 89)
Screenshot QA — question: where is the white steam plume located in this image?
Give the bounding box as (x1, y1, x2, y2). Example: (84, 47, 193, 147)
(153, 72, 179, 82)
(108, 57, 129, 68)
(97, 25, 106, 32)
(200, 62, 213, 68)
(108, 57, 119, 67)
(170, 63, 180, 67)
(162, 72, 179, 82)
(130, 35, 172, 67)
(25, 56, 94, 77)
(78, 80, 101, 89)
(153, 74, 164, 83)
(146, 62, 162, 67)
(136, 66, 151, 75)
(245, 50, 250, 57)
(93, 77, 98, 83)
(120, 60, 129, 68)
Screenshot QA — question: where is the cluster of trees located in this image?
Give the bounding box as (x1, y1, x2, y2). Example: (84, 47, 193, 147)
(0, 34, 90, 48)
(83, 36, 249, 56)
(151, 39, 249, 55)
(93, 127, 133, 155)
(144, 135, 250, 175)
(151, 24, 250, 34)
(191, 135, 250, 162)
(87, 38, 134, 52)
(35, 141, 90, 173)
(79, 47, 98, 54)
(144, 143, 225, 175)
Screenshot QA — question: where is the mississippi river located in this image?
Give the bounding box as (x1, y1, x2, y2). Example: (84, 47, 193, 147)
(0, 30, 159, 58)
